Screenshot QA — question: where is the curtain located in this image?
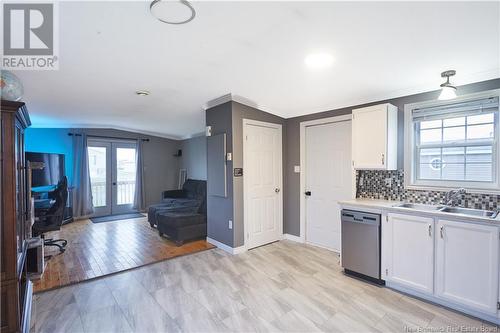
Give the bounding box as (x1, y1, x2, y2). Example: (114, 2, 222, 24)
(133, 139, 145, 211)
(72, 133, 94, 218)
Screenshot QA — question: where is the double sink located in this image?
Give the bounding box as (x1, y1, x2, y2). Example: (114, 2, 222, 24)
(395, 203, 499, 219)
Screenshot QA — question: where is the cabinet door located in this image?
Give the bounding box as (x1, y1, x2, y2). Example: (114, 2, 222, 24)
(436, 220, 499, 315)
(385, 213, 434, 294)
(352, 105, 387, 169)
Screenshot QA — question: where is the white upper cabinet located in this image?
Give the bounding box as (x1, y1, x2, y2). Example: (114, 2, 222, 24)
(352, 103, 398, 170)
(435, 219, 499, 315)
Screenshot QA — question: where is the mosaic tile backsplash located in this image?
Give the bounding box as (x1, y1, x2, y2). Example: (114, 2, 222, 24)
(356, 170, 500, 211)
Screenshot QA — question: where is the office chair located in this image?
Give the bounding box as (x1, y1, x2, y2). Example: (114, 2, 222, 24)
(32, 176, 69, 253)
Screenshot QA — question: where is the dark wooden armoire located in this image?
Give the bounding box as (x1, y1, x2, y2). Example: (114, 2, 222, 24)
(1, 100, 32, 333)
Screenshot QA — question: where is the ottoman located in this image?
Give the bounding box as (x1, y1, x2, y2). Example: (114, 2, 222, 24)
(156, 211, 207, 246)
(147, 199, 200, 227)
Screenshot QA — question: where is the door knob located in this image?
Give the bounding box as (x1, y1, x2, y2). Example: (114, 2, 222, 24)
(275, 188, 280, 193)
(305, 191, 311, 196)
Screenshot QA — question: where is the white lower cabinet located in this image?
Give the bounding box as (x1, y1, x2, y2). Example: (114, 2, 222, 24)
(435, 219, 499, 315)
(386, 213, 434, 294)
(383, 213, 500, 323)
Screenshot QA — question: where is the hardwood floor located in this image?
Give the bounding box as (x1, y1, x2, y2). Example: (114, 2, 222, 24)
(32, 216, 214, 293)
(31, 240, 498, 332)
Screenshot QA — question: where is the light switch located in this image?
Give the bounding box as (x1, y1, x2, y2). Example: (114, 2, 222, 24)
(294, 165, 301, 173)
(226, 152, 232, 161)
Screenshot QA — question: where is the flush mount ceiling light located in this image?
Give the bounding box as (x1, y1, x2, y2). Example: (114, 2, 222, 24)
(304, 53, 334, 69)
(136, 90, 150, 96)
(150, 0, 196, 25)
(438, 70, 457, 100)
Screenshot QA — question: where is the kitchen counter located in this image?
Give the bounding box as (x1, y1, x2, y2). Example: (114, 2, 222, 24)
(339, 198, 500, 226)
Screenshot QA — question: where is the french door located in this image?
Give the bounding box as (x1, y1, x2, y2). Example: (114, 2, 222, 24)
(87, 139, 137, 217)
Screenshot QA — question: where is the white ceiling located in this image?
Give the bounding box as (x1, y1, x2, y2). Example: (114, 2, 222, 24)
(15, 1, 500, 139)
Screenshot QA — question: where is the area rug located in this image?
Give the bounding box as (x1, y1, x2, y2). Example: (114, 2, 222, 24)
(90, 213, 145, 223)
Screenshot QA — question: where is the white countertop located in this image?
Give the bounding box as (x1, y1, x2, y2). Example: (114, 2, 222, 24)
(339, 198, 500, 226)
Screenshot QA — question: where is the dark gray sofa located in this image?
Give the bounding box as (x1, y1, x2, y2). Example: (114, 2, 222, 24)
(148, 179, 205, 227)
(148, 179, 207, 245)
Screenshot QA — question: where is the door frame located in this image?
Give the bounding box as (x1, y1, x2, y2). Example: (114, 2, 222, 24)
(88, 137, 138, 217)
(299, 114, 355, 245)
(243, 118, 283, 250)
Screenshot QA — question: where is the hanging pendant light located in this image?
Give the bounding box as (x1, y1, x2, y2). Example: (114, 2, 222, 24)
(438, 70, 457, 100)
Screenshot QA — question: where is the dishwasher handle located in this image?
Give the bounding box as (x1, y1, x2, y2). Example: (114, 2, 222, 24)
(341, 210, 380, 226)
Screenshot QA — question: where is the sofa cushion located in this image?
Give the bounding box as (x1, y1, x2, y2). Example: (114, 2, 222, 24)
(182, 180, 200, 199)
(156, 211, 206, 228)
(161, 198, 201, 208)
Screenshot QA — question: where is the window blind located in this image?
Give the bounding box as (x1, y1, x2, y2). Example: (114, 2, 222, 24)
(412, 97, 499, 122)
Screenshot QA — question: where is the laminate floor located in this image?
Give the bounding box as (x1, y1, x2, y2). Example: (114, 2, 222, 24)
(32, 216, 214, 292)
(31, 241, 498, 333)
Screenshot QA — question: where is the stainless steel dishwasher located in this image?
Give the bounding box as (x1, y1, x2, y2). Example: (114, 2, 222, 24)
(341, 209, 383, 284)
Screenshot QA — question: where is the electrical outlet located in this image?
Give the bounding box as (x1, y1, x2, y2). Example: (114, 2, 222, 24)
(385, 178, 392, 187)
(228, 220, 233, 229)
(294, 165, 301, 173)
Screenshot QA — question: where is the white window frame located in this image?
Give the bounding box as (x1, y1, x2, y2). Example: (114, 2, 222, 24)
(404, 89, 500, 194)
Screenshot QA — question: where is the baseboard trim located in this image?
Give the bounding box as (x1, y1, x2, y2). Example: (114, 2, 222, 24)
(206, 237, 246, 255)
(283, 233, 304, 243)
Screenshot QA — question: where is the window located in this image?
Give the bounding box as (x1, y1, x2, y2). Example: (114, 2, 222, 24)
(405, 92, 500, 192)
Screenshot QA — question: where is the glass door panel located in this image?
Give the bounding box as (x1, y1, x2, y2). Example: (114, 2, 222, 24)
(88, 141, 111, 216)
(112, 144, 137, 214)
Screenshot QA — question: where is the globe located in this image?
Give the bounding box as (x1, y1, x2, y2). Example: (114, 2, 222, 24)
(1, 70, 24, 101)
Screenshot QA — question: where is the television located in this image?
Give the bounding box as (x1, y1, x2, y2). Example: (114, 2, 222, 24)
(26, 152, 65, 188)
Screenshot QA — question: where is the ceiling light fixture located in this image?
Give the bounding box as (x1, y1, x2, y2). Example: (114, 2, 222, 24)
(136, 90, 150, 96)
(304, 53, 334, 69)
(150, 0, 196, 25)
(438, 70, 457, 100)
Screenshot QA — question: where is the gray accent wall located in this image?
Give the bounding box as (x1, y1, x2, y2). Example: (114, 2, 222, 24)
(25, 127, 180, 208)
(231, 102, 286, 247)
(206, 102, 234, 246)
(180, 135, 207, 180)
(205, 101, 286, 248)
(284, 78, 500, 237)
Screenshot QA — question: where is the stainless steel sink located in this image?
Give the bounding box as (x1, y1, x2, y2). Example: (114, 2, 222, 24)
(394, 203, 499, 219)
(395, 203, 444, 211)
(438, 206, 498, 218)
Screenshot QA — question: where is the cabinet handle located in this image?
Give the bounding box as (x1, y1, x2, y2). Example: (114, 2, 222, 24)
(440, 226, 444, 238)
(428, 224, 432, 237)
(381, 153, 385, 165)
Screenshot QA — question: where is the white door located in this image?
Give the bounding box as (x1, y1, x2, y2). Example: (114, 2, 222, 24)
(436, 219, 499, 314)
(88, 139, 137, 217)
(244, 120, 282, 250)
(305, 120, 353, 251)
(385, 213, 434, 294)
(88, 141, 112, 216)
(111, 142, 138, 214)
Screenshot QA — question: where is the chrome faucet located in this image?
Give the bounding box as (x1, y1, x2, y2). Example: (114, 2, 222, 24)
(444, 188, 466, 206)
